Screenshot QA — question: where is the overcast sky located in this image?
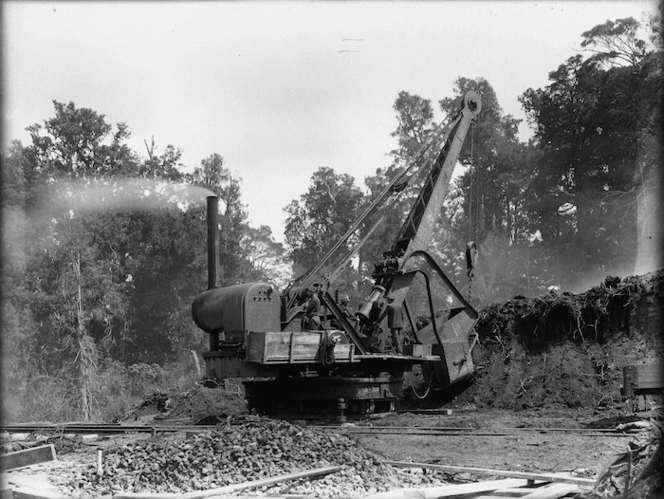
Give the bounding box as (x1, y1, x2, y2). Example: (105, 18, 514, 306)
(3, 1, 657, 242)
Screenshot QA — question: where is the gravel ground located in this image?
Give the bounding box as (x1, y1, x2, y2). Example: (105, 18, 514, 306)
(2, 408, 653, 498)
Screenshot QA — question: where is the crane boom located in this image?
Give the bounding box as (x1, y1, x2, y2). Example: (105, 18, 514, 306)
(357, 90, 481, 317)
(282, 106, 461, 314)
(393, 91, 481, 259)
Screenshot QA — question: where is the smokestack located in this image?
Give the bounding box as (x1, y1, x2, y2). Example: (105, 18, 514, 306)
(207, 196, 219, 289)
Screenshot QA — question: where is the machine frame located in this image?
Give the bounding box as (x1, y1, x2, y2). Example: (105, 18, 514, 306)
(193, 90, 483, 414)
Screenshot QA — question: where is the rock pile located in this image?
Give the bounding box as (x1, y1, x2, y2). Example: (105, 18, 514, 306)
(66, 418, 448, 497)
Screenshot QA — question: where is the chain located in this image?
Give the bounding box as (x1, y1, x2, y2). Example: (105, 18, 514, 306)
(406, 367, 434, 399)
(468, 271, 473, 302)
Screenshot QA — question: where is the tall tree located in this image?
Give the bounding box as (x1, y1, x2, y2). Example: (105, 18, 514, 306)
(284, 167, 363, 279)
(116, 206, 207, 363)
(26, 101, 138, 180)
(580, 17, 648, 68)
(390, 91, 436, 165)
(519, 16, 661, 289)
(4, 101, 209, 417)
(440, 78, 525, 244)
(438, 78, 542, 303)
(15, 102, 141, 418)
(357, 92, 443, 284)
(2, 100, 277, 420)
(241, 225, 289, 288)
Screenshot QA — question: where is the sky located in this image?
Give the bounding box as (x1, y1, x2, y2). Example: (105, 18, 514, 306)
(3, 1, 658, 243)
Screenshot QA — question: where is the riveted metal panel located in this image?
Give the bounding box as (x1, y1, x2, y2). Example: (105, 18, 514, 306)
(240, 283, 281, 343)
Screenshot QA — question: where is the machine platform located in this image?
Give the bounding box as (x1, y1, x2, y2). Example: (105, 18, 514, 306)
(243, 374, 404, 416)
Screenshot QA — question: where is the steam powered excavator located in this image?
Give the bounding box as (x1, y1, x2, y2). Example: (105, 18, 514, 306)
(192, 90, 482, 415)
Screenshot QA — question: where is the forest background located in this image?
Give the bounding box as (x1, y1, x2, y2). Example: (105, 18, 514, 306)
(1, 13, 661, 422)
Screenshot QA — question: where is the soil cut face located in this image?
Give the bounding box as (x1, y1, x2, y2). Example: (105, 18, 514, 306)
(443, 271, 664, 412)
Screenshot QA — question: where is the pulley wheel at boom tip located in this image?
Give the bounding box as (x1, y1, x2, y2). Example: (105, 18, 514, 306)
(464, 90, 482, 115)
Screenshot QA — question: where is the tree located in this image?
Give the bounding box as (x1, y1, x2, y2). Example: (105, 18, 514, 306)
(356, 92, 444, 284)
(13, 102, 141, 419)
(519, 15, 661, 289)
(440, 78, 526, 243)
(390, 91, 436, 165)
(241, 225, 290, 288)
(2, 100, 277, 420)
(581, 17, 648, 68)
(2, 141, 32, 209)
(4, 101, 210, 417)
(26, 101, 139, 180)
(284, 167, 364, 279)
(115, 206, 207, 363)
(139, 143, 185, 182)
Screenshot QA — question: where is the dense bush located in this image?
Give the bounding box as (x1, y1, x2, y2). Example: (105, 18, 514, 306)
(1, 356, 202, 423)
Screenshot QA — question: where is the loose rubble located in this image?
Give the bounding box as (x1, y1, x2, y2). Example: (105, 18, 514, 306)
(65, 417, 449, 497)
(120, 385, 248, 423)
(579, 412, 663, 499)
(1, 433, 84, 455)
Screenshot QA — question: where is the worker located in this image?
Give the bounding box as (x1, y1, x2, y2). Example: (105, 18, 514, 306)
(380, 293, 404, 354)
(302, 287, 321, 331)
(339, 295, 353, 320)
(368, 296, 386, 323)
(357, 296, 386, 350)
(331, 294, 354, 329)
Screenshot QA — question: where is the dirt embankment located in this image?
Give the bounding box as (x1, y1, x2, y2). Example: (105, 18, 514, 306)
(450, 270, 663, 411)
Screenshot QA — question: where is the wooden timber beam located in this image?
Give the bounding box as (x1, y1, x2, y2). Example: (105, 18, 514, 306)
(386, 461, 596, 486)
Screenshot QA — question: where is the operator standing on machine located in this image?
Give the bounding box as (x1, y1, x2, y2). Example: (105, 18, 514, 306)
(331, 294, 354, 329)
(381, 294, 404, 354)
(302, 287, 321, 331)
(339, 295, 353, 319)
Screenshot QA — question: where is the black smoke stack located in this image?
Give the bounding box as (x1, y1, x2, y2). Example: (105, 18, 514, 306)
(207, 196, 219, 290)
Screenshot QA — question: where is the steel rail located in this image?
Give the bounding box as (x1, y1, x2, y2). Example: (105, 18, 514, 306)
(309, 425, 639, 437)
(325, 429, 633, 437)
(1, 422, 639, 438)
(0, 423, 217, 434)
(312, 425, 628, 433)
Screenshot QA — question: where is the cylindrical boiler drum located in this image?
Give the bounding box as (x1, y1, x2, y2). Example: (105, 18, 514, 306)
(192, 282, 281, 343)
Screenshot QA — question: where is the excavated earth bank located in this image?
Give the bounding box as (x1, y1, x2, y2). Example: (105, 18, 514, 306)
(449, 270, 663, 411)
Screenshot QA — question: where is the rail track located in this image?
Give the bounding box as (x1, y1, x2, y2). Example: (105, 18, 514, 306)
(0, 423, 217, 435)
(318, 425, 636, 437)
(0, 421, 638, 438)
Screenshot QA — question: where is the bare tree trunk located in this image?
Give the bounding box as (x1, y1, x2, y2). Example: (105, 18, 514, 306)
(634, 157, 661, 275)
(73, 246, 92, 421)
